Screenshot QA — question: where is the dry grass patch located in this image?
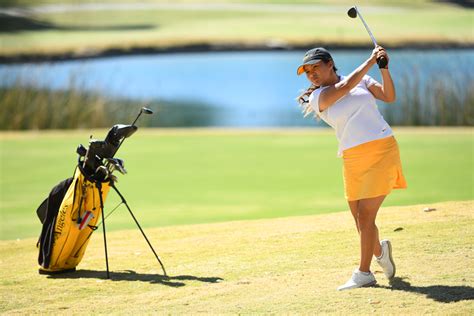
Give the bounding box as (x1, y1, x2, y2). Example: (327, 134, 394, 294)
(0, 200, 473, 314)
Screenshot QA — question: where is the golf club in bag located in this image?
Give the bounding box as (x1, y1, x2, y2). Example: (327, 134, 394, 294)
(36, 107, 167, 278)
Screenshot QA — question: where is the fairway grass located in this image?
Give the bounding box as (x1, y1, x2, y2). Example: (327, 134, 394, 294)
(1, 128, 473, 240)
(0, 200, 472, 314)
(1, 2, 473, 58)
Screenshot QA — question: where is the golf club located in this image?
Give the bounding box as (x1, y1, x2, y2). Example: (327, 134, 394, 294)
(105, 158, 127, 175)
(132, 107, 154, 126)
(347, 6, 388, 69)
(111, 107, 154, 157)
(81, 107, 153, 179)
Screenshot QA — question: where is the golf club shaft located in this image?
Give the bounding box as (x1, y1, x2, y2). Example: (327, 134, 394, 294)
(131, 111, 143, 126)
(353, 6, 387, 68)
(355, 8, 377, 47)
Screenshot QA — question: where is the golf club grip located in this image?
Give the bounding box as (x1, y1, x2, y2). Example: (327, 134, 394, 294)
(377, 56, 388, 69)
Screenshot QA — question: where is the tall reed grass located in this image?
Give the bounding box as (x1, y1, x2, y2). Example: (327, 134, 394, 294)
(0, 77, 220, 129)
(1, 73, 473, 129)
(382, 72, 474, 126)
(0, 75, 148, 130)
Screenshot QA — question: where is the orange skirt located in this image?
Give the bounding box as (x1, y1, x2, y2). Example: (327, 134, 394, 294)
(343, 136, 407, 201)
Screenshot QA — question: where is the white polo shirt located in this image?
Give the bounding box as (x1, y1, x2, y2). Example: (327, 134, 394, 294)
(309, 75, 393, 157)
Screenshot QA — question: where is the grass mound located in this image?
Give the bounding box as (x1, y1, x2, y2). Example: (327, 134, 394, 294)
(1, 200, 472, 313)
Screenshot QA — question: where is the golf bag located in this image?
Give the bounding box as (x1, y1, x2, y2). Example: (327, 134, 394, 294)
(37, 166, 111, 273)
(36, 108, 166, 277)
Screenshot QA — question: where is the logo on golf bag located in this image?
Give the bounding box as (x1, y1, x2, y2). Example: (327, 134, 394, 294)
(55, 203, 69, 240)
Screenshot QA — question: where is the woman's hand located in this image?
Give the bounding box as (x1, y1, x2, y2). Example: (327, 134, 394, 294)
(369, 46, 389, 68)
(367, 46, 396, 102)
(369, 46, 380, 64)
(377, 46, 389, 69)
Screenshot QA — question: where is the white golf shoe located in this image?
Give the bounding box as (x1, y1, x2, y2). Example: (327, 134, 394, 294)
(337, 269, 376, 291)
(376, 239, 396, 279)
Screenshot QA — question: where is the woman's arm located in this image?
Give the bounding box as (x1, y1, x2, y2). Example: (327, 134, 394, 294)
(318, 47, 379, 112)
(366, 46, 396, 102)
(367, 69, 396, 103)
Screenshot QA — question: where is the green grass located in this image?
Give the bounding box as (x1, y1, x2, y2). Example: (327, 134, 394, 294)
(0, 2, 472, 57)
(0, 128, 473, 240)
(0, 200, 472, 313)
(1, 0, 457, 7)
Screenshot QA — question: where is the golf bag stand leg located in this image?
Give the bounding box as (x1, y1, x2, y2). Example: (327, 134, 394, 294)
(97, 182, 110, 279)
(111, 184, 167, 277)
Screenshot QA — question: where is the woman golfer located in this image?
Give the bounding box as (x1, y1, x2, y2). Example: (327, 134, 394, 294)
(296, 46, 407, 290)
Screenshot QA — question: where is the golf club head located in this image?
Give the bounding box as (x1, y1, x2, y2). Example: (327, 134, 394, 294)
(347, 6, 357, 18)
(109, 174, 118, 183)
(105, 158, 127, 174)
(141, 107, 153, 115)
(131, 107, 154, 127)
(76, 144, 87, 157)
(105, 158, 117, 174)
(82, 139, 114, 175)
(105, 124, 138, 147)
(95, 165, 109, 181)
(115, 163, 127, 175)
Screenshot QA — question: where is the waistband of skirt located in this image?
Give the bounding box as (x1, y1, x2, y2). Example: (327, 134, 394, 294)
(342, 136, 397, 158)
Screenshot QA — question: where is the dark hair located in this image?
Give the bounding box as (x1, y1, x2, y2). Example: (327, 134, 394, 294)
(322, 57, 338, 72)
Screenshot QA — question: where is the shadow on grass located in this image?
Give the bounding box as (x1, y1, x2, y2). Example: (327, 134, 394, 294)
(378, 277, 474, 303)
(47, 269, 224, 288)
(435, 0, 474, 9)
(0, 13, 156, 33)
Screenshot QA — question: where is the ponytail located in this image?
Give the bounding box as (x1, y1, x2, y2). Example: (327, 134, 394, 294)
(297, 84, 319, 119)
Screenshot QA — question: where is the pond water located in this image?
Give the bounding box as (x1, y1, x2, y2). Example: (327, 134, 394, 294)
(1, 49, 473, 126)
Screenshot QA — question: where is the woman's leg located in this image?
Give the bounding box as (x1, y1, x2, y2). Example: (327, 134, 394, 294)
(348, 200, 382, 257)
(372, 224, 382, 258)
(348, 200, 360, 233)
(357, 195, 386, 272)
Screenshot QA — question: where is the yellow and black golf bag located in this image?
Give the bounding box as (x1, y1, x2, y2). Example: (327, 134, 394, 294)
(36, 107, 166, 277)
(37, 167, 111, 273)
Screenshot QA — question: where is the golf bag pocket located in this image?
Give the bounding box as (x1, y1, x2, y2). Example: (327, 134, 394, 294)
(37, 177, 74, 269)
(37, 167, 110, 273)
